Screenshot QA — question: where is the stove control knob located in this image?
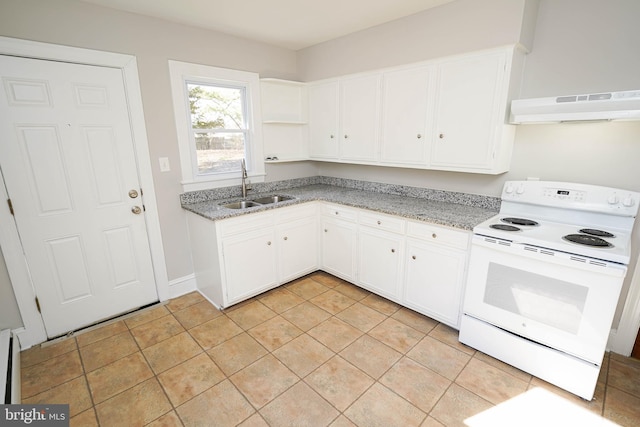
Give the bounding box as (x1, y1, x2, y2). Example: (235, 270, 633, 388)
(505, 183, 514, 194)
(623, 197, 635, 207)
(607, 194, 619, 205)
(516, 185, 525, 194)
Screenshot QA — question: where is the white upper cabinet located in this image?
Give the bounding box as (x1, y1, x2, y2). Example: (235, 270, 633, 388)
(380, 65, 435, 166)
(260, 78, 308, 162)
(304, 45, 525, 174)
(429, 50, 515, 173)
(308, 74, 381, 162)
(339, 74, 380, 162)
(308, 81, 340, 159)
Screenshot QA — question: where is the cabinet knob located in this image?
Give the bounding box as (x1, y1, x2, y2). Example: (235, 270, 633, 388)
(330, 134, 335, 139)
(267, 241, 272, 246)
(283, 236, 288, 241)
(439, 133, 444, 139)
(324, 229, 328, 232)
(432, 233, 437, 239)
(412, 255, 417, 260)
(344, 135, 349, 139)
(417, 134, 422, 139)
(335, 211, 339, 215)
(391, 248, 395, 253)
(377, 220, 381, 225)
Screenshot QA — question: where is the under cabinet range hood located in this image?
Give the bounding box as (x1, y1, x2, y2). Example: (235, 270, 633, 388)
(510, 89, 640, 123)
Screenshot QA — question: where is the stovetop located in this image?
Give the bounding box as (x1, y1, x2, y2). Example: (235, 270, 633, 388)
(474, 181, 640, 265)
(474, 213, 632, 264)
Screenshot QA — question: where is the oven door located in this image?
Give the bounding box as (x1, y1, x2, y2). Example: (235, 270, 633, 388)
(463, 235, 627, 364)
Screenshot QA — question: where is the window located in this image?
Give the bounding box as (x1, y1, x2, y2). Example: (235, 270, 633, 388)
(169, 61, 264, 191)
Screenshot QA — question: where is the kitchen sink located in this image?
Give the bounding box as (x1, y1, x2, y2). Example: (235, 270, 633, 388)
(219, 195, 295, 210)
(221, 200, 262, 209)
(251, 195, 294, 204)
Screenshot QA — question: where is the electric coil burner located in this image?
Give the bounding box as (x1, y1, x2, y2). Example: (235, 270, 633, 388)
(460, 180, 640, 401)
(563, 233, 613, 248)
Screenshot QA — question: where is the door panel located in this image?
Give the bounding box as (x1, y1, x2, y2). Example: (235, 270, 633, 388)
(0, 55, 158, 337)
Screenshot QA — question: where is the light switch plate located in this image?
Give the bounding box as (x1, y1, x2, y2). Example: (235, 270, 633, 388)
(159, 157, 171, 172)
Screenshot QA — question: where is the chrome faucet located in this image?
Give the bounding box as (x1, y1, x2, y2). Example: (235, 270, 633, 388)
(241, 159, 251, 198)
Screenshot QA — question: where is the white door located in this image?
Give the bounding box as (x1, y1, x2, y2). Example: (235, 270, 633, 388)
(0, 55, 158, 338)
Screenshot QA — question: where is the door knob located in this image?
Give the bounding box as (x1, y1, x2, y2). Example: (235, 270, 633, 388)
(128, 189, 139, 199)
(131, 206, 142, 214)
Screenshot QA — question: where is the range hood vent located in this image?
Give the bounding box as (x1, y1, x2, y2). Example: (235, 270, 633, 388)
(510, 89, 640, 124)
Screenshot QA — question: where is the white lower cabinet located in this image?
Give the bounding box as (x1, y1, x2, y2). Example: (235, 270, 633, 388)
(402, 221, 469, 327)
(186, 203, 318, 308)
(358, 226, 404, 302)
(277, 205, 319, 283)
(403, 238, 467, 327)
(320, 205, 358, 282)
(222, 227, 278, 303)
(187, 200, 469, 326)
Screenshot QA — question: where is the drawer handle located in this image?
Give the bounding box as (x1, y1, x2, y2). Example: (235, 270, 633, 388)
(432, 233, 437, 239)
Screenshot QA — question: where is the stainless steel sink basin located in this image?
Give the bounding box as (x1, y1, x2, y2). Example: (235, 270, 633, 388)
(221, 200, 261, 209)
(251, 195, 294, 204)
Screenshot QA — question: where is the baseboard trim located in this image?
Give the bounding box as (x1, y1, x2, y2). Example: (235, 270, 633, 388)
(168, 274, 197, 300)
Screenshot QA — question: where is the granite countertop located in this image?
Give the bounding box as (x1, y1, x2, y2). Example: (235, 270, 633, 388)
(181, 182, 499, 231)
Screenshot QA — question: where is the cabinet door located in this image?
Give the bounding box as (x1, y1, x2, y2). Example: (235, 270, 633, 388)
(340, 74, 380, 161)
(308, 82, 339, 159)
(380, 66, 433, 165)
(358, 227, 404, 301)
(278, 215, 318, 283)
(222, 228, 278, 304)
(431, 52, 506, 170)
(403, 238, 467, 327)
(320, 217, 357, 282)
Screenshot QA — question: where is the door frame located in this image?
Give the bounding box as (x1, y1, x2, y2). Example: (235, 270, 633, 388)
(0, 36, 169, 349)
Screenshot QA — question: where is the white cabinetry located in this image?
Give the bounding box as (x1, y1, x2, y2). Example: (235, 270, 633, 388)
(357, 212, 405, 301)
(186, 203, 318, 308)
(403, 221, 469, 327)
(339, 74, 380, 161)
(306, 45, 524, 174)
(222, 225, 278, 303)
(277, 204, 318, 283)
(429, 50, 516, 173)
(380, 66, 434, 166)
(260, 78, 308, 162)
(308, 82, 339, 159)
(308, 74, 380, 162)
(320, 204, 358, 282)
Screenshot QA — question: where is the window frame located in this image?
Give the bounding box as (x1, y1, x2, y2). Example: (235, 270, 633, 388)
(169, 60, 265, 192)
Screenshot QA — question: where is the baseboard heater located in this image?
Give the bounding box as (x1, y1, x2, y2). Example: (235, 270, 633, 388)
(1, 329, 20, 403)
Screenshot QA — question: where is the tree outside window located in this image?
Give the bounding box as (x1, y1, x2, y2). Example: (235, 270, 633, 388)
(188, 83, 248, 175)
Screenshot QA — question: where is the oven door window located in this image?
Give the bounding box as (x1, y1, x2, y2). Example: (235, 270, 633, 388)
(484, 263, 588, 334)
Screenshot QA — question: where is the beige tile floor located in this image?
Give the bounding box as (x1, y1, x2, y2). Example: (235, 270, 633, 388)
(20, 271, 640, 426)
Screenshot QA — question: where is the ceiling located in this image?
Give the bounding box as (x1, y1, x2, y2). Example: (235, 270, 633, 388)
(79, 0, 456, 50)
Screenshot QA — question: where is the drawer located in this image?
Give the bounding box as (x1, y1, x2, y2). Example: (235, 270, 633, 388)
(321, 203, 358, 222)
(218, 210, 275, 236)
(276, 202, 317, 222)
(406, 220, 469, 250)
(359, 211, 405, 234)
